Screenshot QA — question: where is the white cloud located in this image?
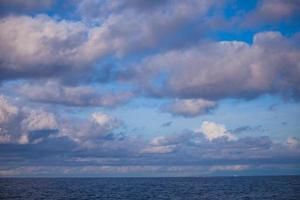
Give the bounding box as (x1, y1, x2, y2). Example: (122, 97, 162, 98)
(200, 121, 236, 141)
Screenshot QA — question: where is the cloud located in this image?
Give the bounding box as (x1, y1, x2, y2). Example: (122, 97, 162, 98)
(0, 109, 299, 176)
(0, 0, 54, 16)
(0, 134, 12, 144)
(0, 95, 58, 144)
(0, 95, 123, 147)
(209, 164, 250, 172)
(21, 108, 58, 132)
(199, 121, 237, 141)
(286, 137, 299, 148)
(79, 0, 220, 57)
(0, 15, 92, 82)
(78, 0, 170, 19)
(0, 0, 228, 87)
(162, 99, 216, 117)
(243, 0, 300, 26)
(161, 121, 173, 127)
(91, 112, 119, 128)
(140, 145, 175, 154)
(129, 31, 300, 100)
(231, 125, 264, 134)
(140, 131, 194, 155)
(0, 0, 217, 83)
(18, 134, 29, 145)
(17, 81, 133, 107)
(0, 0, 299, 177)
(59, 112, 122, 146)
(0, 95, 18, 124)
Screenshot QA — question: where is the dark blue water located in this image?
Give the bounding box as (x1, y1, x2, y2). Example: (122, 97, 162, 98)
(1, 176, 300, 200)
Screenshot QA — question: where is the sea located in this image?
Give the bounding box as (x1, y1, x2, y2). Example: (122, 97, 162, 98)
(0, 176, 300, 199)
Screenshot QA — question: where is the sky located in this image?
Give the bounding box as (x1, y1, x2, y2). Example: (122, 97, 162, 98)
(0, 0, 300, 177)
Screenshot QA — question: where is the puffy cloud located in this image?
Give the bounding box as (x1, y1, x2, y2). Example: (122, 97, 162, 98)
(162, 99, 216, 117)
(0, 15, 91, 82)
(21, 109, 58, 131)
(129, 31, 300, 100)
(17, 81, 133, 107)
(199, 121, 236, 141)
(0, 94, 123, 148)
(78, 0, 220, 59)
(0, 0, 215, 84)
(0, 0, 220, 83)
(59, 112, 122, 144)
(0, 95, 58, 144)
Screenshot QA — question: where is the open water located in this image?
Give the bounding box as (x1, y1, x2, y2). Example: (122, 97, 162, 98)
(0, 176, 300, 199)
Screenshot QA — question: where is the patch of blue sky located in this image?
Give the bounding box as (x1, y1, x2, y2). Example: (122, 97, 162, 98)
(223, 0, 258, 19)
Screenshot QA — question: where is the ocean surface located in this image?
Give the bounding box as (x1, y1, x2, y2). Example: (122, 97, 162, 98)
(1, 176, 300, 200)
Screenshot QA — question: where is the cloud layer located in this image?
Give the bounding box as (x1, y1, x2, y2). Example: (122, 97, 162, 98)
(0, 0, 299, 176)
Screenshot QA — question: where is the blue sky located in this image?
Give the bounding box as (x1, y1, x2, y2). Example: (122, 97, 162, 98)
(0, 0, 300, 177)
